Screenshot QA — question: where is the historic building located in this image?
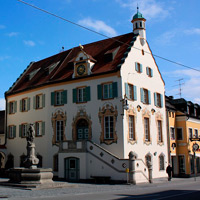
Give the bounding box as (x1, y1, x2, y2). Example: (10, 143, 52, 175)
(166, 96, 200, 177)
(5, 10, 168, 183)
(0, 110, 6, 169)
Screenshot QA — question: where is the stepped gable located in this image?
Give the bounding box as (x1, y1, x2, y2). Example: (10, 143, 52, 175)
(6, 32, 136, 95)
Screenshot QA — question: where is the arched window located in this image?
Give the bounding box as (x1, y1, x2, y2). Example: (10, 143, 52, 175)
(136, 23, 138, 29)
(159, 154, 165, 170)
(145, 153, 152, 166)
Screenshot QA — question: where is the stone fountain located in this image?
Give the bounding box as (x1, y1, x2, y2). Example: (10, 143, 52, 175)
(8, 124, 54, 187)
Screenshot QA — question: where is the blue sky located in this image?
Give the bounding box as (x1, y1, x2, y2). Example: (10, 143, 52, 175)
(1, 0, 200, 110)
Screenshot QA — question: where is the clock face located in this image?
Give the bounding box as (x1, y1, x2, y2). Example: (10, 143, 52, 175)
(77, 65, 86, 75)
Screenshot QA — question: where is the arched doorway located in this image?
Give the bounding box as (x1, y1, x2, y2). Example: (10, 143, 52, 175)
(76, 119, 89, 140)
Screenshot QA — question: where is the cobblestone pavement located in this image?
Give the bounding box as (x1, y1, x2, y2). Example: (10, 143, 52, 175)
(0, 177, 199, 200)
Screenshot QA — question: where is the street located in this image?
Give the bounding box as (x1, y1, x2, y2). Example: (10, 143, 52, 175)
(0, 177, 200, 200)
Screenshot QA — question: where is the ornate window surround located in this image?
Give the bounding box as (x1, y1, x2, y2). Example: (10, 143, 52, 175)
(71, 108, 92, 141)
(155, 112, 164, 146)
(98, 104, 118, 145)
(51, 109, 67, 145)
(142, 109, 152, 145)
(126, 106, 137, 144)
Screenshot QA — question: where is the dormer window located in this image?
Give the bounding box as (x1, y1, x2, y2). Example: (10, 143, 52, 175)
(29, 68, 40, 80)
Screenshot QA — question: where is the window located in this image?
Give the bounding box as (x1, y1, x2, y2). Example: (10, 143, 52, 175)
(146, 67, 153, 77)
(56, 121, 64, 142)
(35, 121, 45, 136)
(20, 98, 30, 112)
(145, 154, 152, 166)
(154, 92, 163, 108)
(189, 128, 193, 139)
(125, 83, 137, 101)
(170, 127, 175, 140)
(159, 155, 165, 170)
(144, 117, 150, 141)
(129, 116, 135, 140)
(135, 62, 143, 73)
(104, 116, 114, 139)
(141, 88, 151, 104)
(19, 124, 28, 138)
(8, 101, 17, 114)
(158, 120, 163, 142)
(97, 82, 118, 100)
(34, 94, 45, 109)
(195, 129, 198, 138)
(8, 125, 16, 138)
(177, 128, 183, 140)
(51, 90, 67, 106)
(73, 87, 90, 103)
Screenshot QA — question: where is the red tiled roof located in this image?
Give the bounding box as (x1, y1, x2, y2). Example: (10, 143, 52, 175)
(6, 32, 137, 95)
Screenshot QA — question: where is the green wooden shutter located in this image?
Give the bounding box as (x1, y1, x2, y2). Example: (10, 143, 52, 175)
(140, 64, 143, 73)
(27, 98, 30, 110)
(148, 90, 151, 104)
(146, 67, 149, 75)
(160, 94, 163, 108)
(33, 96, 36, 109)
(42, 122, 45, 135)
(42, 94, 45, 108)
(13, 126, 16, 138)
(73, 89, 77, 103)
(20, 100, 22, 112)
(154, 93, 157, 106)
(14, 101, 17, 113)
(151, 69, 153, 77)
(140, 88, 144, 103)
(62, 90, 67, 104)
(19, 125, 22, 137)
(97, 84, 102, 100)
(51, 92, 55, 106)
(135, 62, 138, 72)
(86, 86, 91, 101)
(133, 85, 137, 100)
(112, 82, 118, 98)
(125, 83, 128, 98)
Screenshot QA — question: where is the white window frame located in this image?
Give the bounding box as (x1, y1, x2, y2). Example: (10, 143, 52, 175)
(170, 127, 175, 140)
(104, 116, 114, 139)
(22, 98, 28, 112)
(158, 120, 163, 142)
(77, 87, 86, 103)
(35, 122, 42, 136)
(159, 154, 165, 171)
(103, 83, 113, 99)
(22, 124, 28, 137)
(9, 126, 15, 138)
(144, 117, 150, 141)
(129, 115, 135, 140)
(56, 120, 64, 142)
(9, 102, 15, 114)
(36, 94, 42, 109)
(55, 91, 62, 105)
(177, 127, 183, 140)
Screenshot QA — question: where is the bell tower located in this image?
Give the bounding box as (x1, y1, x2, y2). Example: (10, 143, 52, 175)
(131, 7, 146, 44)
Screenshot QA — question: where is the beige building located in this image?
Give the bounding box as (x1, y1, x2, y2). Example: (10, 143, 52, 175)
(5, 10, 168, 183)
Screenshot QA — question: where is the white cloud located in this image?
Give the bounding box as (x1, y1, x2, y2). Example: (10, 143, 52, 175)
(166, 69, 200, 103)
(78, 18, 117, 37)
(0, 56, 10, 61)
(156, 30, 178, 45)
(7, 32, 19, 37)
(23, 40, 35, 47)
(0, 25, 5, 29)
(184, 28, 200, 35)
(116, 0, 170, 21)
(0, 98, 5, 110)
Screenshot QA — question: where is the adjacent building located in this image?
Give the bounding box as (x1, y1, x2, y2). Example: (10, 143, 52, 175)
(5, 10, 168, 183)
(166, 96, 200, 177)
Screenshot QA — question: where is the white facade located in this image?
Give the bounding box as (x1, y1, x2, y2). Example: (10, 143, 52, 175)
(5, 12, 168, 183)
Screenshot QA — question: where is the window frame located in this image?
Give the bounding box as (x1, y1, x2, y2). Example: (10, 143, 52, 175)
(170, 127, 175, 140)
(129, 115, 136, 141)
(8, 125, 15, 139)
(77, 87, 86, 103)
(22, 98, 28, 112)
(103, 83, 113, 100)
(144, 117, 150, 142)
(56, 120, 64, 142)
(21, 123, 28, 138)
(135, 62, 142, 73)
(177, 128, 183, 140)
(159, 154, 165, 171)
(157, 120, 163, 143)
(194, 129, 198, 138)
(36, 94, 43, 109)
(104, 116, 114, 140)
(35, 121, 42, 136)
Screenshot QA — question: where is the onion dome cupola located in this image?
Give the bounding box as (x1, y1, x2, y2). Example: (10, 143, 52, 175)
(131, 7, 146, 44)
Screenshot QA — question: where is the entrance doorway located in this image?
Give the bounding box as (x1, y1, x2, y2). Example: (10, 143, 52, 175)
(65, 157, 80, 181)
(76, 119, 89, 140)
